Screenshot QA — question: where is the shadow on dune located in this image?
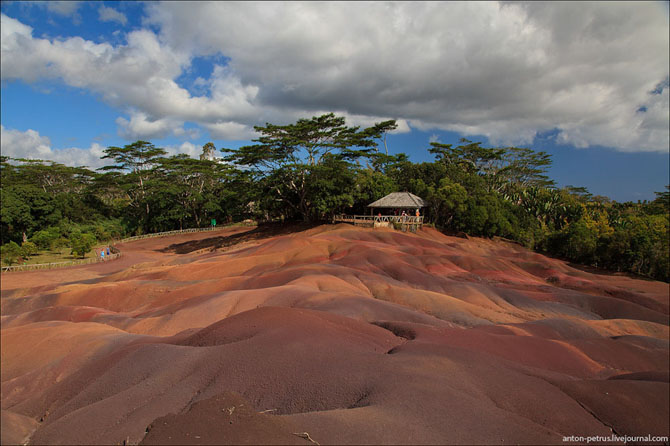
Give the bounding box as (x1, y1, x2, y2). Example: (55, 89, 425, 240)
(160, 222, 322, 254)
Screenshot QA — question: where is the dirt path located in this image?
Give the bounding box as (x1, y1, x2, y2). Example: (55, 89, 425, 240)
(0, 226, 255, 292)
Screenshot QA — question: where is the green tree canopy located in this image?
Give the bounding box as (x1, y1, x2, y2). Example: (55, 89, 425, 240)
(222, 113, 396, 221)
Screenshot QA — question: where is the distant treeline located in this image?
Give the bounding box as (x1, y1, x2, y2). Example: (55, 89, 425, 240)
(1, 113, 668, 281)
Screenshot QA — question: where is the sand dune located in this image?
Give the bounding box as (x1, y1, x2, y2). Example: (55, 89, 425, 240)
(1, 224, 668, 444)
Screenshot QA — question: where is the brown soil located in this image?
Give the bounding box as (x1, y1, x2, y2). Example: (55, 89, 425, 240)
(1, 223, 668, 445)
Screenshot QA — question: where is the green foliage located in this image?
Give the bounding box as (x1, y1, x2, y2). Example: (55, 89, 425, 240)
(306, 155, 356, 219)
(0, 184, 61, 244)
(70, 232, 97, 258)
(223, 113, 394, 221)
(0, 120, 667, 282)
(352, 168, 397, 214)
(31, 229, 59, 250)
(20, 241, 38, 259)
(1, 241, 22, 265)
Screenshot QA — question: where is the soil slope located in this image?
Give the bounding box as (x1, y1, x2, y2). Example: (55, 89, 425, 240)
(1, 224, 668, 445)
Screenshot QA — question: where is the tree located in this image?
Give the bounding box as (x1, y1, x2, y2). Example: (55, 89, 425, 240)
(306, 154, 357, 220)
(352, 167, 397, 214)
(31, 229, 59, 250)
(648, 185, 670, 215)
(223, 113, 391, 221)
(145, 154, 243, 231)
(0, 184, 61, 244)
(70, 232, 96, 258)
(20, 241, 38, 259)
(100, 141, 168, 231)
(0, 157, 104, 244)
(429, 139, 554, 193)
(360, 120, 398, 156)
(200, 142, 217, 161)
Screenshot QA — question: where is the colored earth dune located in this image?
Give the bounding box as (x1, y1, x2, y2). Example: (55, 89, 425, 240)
(1, 224, 668, 445)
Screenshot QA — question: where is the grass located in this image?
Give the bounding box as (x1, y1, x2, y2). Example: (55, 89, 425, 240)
(4, 223, 255, 266)
(18, 244, 111, 265)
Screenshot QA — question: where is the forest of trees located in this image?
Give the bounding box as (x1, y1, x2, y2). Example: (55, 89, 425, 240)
(1, 113, 668, 281)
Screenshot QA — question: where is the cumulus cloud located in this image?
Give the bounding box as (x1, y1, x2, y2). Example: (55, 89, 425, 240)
(98, 5, 128, 26)
(144, 1, 669, 151)
(45, 1, 81, 16)
(115, 111, 202, 140)
(116, 111, 183, 140)
(204, 121, 256, 140)
(0, 125, 109, 169)
(2, 2, 668, 151)
(0, 125, 213, 169)
(162, 141, 203, 159)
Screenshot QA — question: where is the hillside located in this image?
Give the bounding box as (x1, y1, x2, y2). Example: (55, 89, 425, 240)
(1, 224, 668, 445)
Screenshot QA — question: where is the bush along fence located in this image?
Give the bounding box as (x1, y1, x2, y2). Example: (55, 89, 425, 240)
(0, 226, 219, 273)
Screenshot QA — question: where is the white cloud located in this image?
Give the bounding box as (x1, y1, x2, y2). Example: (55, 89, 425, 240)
(115, 110, 202, 140)
(41, 1, 83, 25)
(98, 5, 128, 26)
(116, 111, 178, 140)
(143, 1, 669, 151)
(45, 1, 81, 16)
(0, 125, 109, 169)
(204, 121, 255, 140)
(162, 141, 202, 159)
(0, 125, 217, 168)
(2, 2, 668, 151)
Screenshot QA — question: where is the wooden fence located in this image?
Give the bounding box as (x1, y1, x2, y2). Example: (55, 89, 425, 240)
(117, 226, 218, 243)
(333, 214, 424, 231)
(0, 252, 122, 273)
(0, 226, 220, 273)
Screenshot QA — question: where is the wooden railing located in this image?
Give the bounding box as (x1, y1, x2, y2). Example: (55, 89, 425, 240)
(333, 214, 424, 231)
(0, 252, 122, 273)
(118, 226, 218, 243)
(0, 226, 221, 273)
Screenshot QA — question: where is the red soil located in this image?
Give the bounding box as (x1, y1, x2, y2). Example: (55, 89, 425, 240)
(1, 223, 668, 444)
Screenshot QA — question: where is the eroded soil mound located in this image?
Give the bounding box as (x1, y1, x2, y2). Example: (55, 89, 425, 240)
(1, 224, 668, 444)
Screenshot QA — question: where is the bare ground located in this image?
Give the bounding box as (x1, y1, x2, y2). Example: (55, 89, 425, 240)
(1, 223, 668, 445)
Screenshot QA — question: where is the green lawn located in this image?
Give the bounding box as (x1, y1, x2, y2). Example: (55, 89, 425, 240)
(19, 244, 109, 265)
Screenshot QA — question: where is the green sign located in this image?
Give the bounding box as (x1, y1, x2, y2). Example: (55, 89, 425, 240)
(211, 219, 216, 227)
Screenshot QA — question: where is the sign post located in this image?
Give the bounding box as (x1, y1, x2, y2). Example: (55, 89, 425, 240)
(211, 219, 216, 228)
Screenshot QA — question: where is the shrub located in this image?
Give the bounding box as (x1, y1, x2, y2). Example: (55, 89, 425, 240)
(70, 232, 96, 258)
(31, 229, 58, 250)
(53, 237, 71, 249)
(20, 241, 38, 259)
(1, 241, 22, 265)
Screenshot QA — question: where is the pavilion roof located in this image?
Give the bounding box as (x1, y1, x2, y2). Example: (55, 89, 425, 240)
(368, 191, 426, 208)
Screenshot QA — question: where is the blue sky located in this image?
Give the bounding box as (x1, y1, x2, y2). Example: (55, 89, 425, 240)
(1, 1, 668, 202)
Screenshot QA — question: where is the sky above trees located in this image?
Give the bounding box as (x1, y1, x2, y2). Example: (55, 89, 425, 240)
(1, 1, 668, 202)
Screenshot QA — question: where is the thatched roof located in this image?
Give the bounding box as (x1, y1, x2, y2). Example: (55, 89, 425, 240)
(368, 192, 426, 208)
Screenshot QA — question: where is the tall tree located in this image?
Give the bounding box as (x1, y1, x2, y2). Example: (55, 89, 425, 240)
(148, 154, 239, 230)
(360, 120, 398, 156)
(223, 113, 391, 221)
(200, 142, 217, 161)
(99, 141, 167, 229)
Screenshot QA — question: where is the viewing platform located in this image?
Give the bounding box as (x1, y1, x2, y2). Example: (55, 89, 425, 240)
(333, 214, 424, 232)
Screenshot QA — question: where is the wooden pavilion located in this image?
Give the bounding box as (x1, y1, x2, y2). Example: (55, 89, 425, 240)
(367, 191, 425, 215)
(333, 192, 426, 231)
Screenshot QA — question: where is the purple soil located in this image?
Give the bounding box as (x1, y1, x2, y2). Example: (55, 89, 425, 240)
(1, 223, 668, 444)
